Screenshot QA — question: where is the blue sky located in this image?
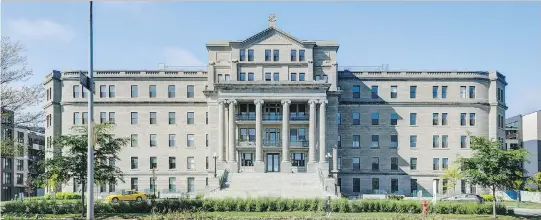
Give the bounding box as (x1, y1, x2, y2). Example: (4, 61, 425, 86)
(2, 1, 540, 116)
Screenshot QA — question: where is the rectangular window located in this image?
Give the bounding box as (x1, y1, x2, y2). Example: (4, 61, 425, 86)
(410, 113, 417, 126)
(390, 113, 398, 125)
(299, 73, 305, 81)
(410, 135, 417, 148)
(247, 49, 254, 61)
(408, 158, 417, 170)
(100, 112, 106, 123)
(265, 49, 271, 61)
(442, 86, 448, 99)
(460, 86, 467, 98)
(337, 157, 341, 170)
(169, 112, 176, 124)
(461, 135, 467, 148)
(352, 112, 360, 125)
(391, 135, 398, 149)
(469, 86, 475, 98)
(352, 86, 360, 98)
(187, 112, 194, 124)
(273, 49, 279, 61)
(239, 72, 246, 81)
(187, 177, 195, 193)
(187, 157, 195, 169)
(169, 134, 176, 147)
(131, 134, 138, 147)
(460, 113, 467, 126)
(433, 86, 438, 98)
(150, 134, 157, 147)
(442, 135, 448, 148)
(299, 50, 305, 61)
(442, 158, 449, 169)
(353, 178, 360, 193)
(206, 157, 209, 169)
(82, 86, 87, 98)
(371, 112, 379, 125)
(265, 72, 271, 81)
(169, 177, 176, 191)
(371, 86, 378, 99)
(131, 112, 138, 124)
(443, 179, 448, 194)
(352, 135, 361, 148)
(131, 157, 138, 169)
(169, 157, 176, 169)
(411, 179, 418, 194)
(206, 134, 209, 147)
(100, 85, 106, 98)
(461, 180, 467, 193)
(82, 112, 88, 125)
(290, 49, 297, 61)
(371, 135, 379, 148)
(109, 85, 115, 98)
(247, 72, 254, 81)
(217, 74, 223, 82)
(168, 85, 175, 98)
(469, 113, 476, 126)
(149, 85, 157, 98)
(16, 159, 24, 171)
(433, 135, 439, 148)
(73, 85, 80, 98)
(442, 113, 448, 125)
(433, 113, 439, 125)
(372, 178, 380, 191)
(187, 134, 195, 147)
(150, 112, 157, 124)
(336, 112, 341, 125)
(353, 157, 360, 170)
(391, 86, 397, 98)
(273, 72, 279, 81)
(290, 73, 297, 81)
(410, 86, 417, 98)
(239, 49, 246, 61)
(391, 157, 398, 170)
(150, 157, 157, 169)
(187, 85, 194, 98)
(391, 179, 399, 193)
(109, 182, 115, 193)
(372, 157, 379, 170)
(337, 135, 341, 148)
(131, 178, 138, 191)
(433, 158, 440, 170)
(131, 85, 138, 98)
(109, 112, 115, 124)
(206, 112, 208, 124)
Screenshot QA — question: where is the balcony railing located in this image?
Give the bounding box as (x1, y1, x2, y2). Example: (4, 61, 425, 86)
(290, 140, 309, 147)
(263, 113, 282, 121)
(237, 140, 256, 147)
(290, 114, 309, 121)
(236, 113, 309, 121)
(236, 113, 256, 121)
(263, 139, 281, 147)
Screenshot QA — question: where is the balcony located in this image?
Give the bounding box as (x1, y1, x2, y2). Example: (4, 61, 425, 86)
(263, 139, 281, 147)
(289, 113, 309, 121)
(290, 140, 309, 148)
(263, 113, 282, 121)
(237, 140, 255, 148)
(236, 113, 256, 121)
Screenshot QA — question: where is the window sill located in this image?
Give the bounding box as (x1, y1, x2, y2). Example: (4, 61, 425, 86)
(432, 148, 450, 150)
(409, 125, 419, 127)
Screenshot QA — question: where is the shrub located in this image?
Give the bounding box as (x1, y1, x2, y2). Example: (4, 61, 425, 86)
(388, 194, 405, 200)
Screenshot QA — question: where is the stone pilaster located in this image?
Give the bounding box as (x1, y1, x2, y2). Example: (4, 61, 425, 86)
(281, 99, 291, 173)
(227, 99, 237, 163)
(319, 100, 328, 163)
(217, 99, 226, 162)
(308, 99, 318, 164)
(254, 99, 265, 172)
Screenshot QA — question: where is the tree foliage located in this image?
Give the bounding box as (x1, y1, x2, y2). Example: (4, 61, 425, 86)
(457, 135, 529, 217)
(441, 165, 462, 196)
(37, 123, 129, 192)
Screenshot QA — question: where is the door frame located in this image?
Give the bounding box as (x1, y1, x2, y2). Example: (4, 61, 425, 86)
(265, 153, 280, 172)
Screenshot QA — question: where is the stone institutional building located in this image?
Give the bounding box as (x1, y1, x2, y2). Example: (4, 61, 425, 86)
(506, 110, 541, 179)
(44, 16, 507, 198)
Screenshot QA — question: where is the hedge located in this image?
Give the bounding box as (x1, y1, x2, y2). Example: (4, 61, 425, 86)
(22, 192, 82, 201)
(1, 198, 510, 215)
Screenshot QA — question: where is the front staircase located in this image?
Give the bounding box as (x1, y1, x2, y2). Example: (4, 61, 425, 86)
(206, 172, 335, 198)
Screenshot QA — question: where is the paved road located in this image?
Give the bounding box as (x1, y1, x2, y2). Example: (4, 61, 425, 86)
(511, 208, 541, 218)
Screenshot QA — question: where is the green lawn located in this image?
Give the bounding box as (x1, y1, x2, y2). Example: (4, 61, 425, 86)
(1, 212, 526, 220)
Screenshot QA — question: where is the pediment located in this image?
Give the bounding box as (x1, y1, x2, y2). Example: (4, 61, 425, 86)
(240, 27, 305, 48)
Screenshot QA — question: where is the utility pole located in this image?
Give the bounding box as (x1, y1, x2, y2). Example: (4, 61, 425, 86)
(86, 0, 95, 219)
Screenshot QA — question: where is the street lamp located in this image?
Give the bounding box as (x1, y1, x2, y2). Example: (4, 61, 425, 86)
(325, 152, 332, 178)
(212, 152, 218, 178)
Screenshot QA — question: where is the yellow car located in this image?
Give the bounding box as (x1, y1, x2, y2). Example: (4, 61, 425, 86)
(105, 190, 147, 203)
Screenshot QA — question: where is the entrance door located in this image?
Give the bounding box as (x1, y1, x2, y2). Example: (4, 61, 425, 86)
(266, 153, 280, 172)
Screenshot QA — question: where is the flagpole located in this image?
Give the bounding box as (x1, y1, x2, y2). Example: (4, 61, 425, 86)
(87, 0, 95, 219)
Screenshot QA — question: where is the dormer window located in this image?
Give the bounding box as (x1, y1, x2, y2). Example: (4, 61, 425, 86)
(273, 50, 279, 61)
(299, 50, 305, 61)
(240, 49, 246, 61)
(265, 50, 271, 61)
(291, 50, 297, 61)
(248, 49, 254, 61)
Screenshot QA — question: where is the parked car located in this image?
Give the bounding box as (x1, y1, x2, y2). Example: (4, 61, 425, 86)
(105, 190, 147, 203)
(440, 194, 484, 204)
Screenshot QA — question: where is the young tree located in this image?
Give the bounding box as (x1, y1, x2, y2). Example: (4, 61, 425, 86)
(457, 135, 529, 218)
(441, 165, 462, 196)
(37, 122, 128, 213)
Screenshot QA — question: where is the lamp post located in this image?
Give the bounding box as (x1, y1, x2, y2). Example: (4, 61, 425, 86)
(213, 152, 218, 178)
(325, 152, 332, 178)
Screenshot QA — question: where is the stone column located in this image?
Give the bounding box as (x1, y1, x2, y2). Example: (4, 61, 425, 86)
(319, 100, 328, 163)
(228, 99, 237, 162)
(332, 146, 338, 172)
(208, 61, 215, 90)
(308, 99, 318, 164)
(218, 99, 226, 162)
(254, 99, 264, 162)
(281, 100, 292, 173)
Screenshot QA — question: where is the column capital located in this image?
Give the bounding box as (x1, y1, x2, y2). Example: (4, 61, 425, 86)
(217, 99, 227, 105)
(281, 99, 291, 106)
(227, 99, 237, 105)
(308, 99, 318, 105)
(319, 99, 328, 105)
(254, 99, 264, 105)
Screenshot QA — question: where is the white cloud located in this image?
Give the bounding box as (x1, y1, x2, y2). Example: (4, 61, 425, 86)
(6, 18, 75, 44)
(162, 47, 205, 67)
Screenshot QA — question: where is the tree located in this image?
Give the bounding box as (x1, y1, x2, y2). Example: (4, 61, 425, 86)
(532, 172, 541, 191)
(441, 165, 462, 196)
(457, 135, 529, 218)
(37, 122, 129, 215)
(1, 37, 43, 127)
